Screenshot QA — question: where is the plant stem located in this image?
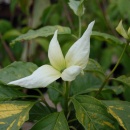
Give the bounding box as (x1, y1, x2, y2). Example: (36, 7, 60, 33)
(72, 34, 78, 40)
(68, 118, 77, 123)
(35, 88, 43, 96)
(0, 34, 16, 62)
(64, 81, 69, 117)
(49, 86, 63, 96)
(69, 126, 77, 130)
(35, 88, 46, 102)
(14, 95, 40, 99)
(34, 88, 52, 112)
(78, 16, 82, 38)
(95, 41, 129, 98)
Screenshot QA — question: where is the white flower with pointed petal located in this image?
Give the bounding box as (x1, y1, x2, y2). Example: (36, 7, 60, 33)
(8, 21, 95, 88)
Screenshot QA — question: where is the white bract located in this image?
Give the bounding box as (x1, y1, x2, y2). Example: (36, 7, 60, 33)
(8, 21, 95, 88)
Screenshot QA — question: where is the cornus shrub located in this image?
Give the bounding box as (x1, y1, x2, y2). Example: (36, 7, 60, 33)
(0, 0, 130, 130)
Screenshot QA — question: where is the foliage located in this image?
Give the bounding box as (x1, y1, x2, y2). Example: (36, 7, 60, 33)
(0, 0, 130, 130)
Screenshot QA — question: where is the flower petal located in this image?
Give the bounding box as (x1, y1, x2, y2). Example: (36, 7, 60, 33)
(65, 21, 95, 69)
(48, 30, 66, 71)
(8, 65, 61, 88)
(61, 66, 81, 81)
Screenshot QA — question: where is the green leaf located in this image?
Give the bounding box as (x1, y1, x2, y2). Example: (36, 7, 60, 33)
(31, 112, 69, 130)
(48, 82, 63, 105)
(116, 20, 128, 39)
(85, 58, 105, 79)
(73, 85, 124, 97)
(11, 25, 71, 45)
(29, 102, 51, 121)
(103, 85, 124, 95)
(99, 86, 124, 100)
(72, 95, 119, 130)
(0, 101, 34, 130)
(0, 20, 12, 34)
(123, 87, 130, 102)
(0, 84, 25, 101)
(3, 29, 21, 42)
(0, 61, 38, 84)
(70, 73, 102, 96)
(32, 0, 50, 28)
(68, 0, 85, 16)
(92, 31, 123, 45)
(103, 100, 130, 130)
(113, 75, 130, 87)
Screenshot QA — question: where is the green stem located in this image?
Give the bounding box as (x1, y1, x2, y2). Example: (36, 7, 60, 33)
(35, 88, 43, 96)
(34, 89, 52, 112)
(72, 34, 78, 40)
(95, 42, 129, 98)
(64, 82, 69, 117)
(0, 34, 16, 62)
(68, 118, 77, 123)
(13, 95, 40, 99)
(78, 16, 81, 38)
(50, 86, 63, 96)
(69, 126, 77, 130)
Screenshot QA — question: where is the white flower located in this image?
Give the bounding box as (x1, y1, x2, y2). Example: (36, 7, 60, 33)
(8, 21, 95, 88)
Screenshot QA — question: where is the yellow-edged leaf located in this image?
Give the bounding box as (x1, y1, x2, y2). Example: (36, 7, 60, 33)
(0, 101, 34, 130)
(103, 100, 130, 130)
